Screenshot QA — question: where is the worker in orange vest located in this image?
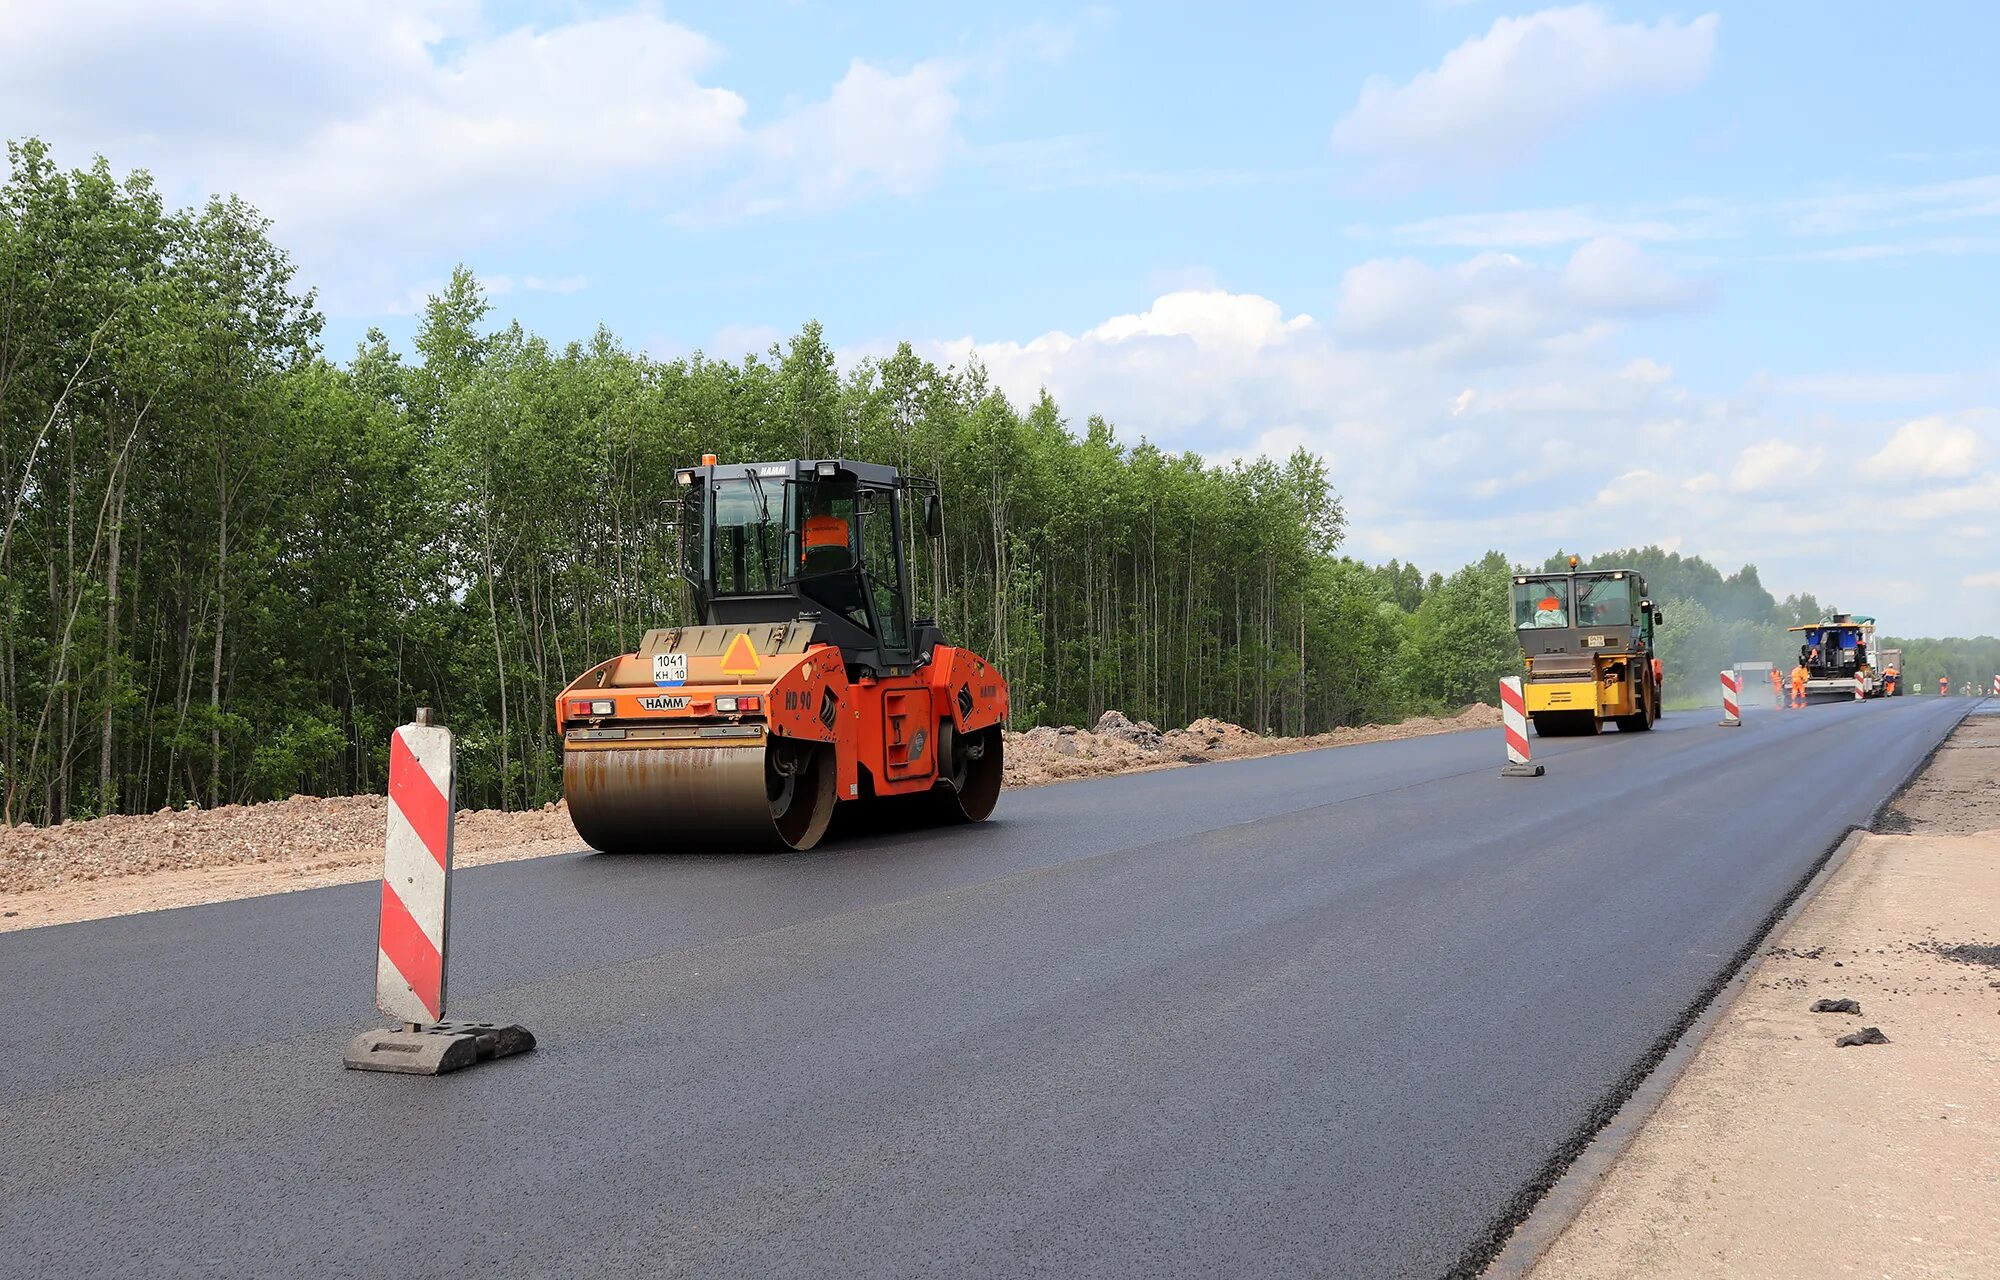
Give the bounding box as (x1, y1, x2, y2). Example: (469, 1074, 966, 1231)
(1789, 662, 1810, 709)
(1768, 668, 1785, 709)
(1939, 675, 1950, 696)
(1883, 667, 1898, 696)
(797, 490, 852, 573)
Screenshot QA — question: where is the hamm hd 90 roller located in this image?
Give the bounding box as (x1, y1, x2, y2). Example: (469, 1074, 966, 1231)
(557, 456, 1007, 851)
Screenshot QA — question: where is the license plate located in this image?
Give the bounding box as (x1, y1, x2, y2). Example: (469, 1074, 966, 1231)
(652, 652, 687, 686)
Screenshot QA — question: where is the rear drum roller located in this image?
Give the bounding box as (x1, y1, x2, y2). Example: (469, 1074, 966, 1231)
(931, 721, 1003, 823)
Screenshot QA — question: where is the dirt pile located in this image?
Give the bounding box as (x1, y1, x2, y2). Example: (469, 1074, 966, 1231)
(0, 794, 580, 898)
(1005, 703, 1500, 787)
(3, 702, 1500, 924)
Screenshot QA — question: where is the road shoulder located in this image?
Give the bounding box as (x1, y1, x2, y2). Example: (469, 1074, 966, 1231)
(1523, 708, 2000, 1279)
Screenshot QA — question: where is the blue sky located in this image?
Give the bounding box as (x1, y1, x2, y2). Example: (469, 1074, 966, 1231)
(5, 1, 1997, 634)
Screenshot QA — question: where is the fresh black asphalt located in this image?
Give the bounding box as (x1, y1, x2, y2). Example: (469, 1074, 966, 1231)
(0, 696, 1970, 1278)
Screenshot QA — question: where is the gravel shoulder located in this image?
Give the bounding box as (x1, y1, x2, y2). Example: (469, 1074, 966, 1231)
(0, 704, 1500, 932)
(1525, 705, 2000, 1280)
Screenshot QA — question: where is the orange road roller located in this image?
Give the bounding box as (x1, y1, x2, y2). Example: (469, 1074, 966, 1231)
(558, 457, 1007, 851)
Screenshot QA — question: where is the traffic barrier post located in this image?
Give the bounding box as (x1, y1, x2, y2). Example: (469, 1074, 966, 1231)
(1718, 670, 1741, 727)
(1854, 673, 1865, 702)
(1992, 675, 1998, 698)
(345, 708, 535, 1075)
(1499, 676, 1543, 778)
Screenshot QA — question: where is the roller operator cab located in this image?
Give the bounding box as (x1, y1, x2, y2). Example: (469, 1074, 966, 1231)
(1511, 565, 1664, 737)
(557, 457, 1008, 852)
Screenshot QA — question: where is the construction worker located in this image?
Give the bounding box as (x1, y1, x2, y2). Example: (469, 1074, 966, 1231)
(1768, 667, 1785, 709)
(1790, 661, 1810, 710)
(798, 490, 853, 574)
(1940, 675, 1950, 697)
(1534, 589, 1567, 627)
(1883, 667, 1898, 696)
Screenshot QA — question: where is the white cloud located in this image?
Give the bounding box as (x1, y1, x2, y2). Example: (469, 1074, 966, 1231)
(1333, 238, 1702, 364)
(736, 58, 963, 216)
(2, 3, 747, 246)
(1964, 570, 2000, 589)
(1087, 291, 1314, 350)
(1562, 236, 1708, 311)
(1866, 414, 1991, 480)
(872, 274, 1999, 633)
(1730, 439, 1823, 493)
(1, 1, 980, 313)
(1331, 5, 1718, 179)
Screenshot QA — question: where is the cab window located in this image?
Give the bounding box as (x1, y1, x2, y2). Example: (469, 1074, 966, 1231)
(1574, 575, 1632, 627)
(858, 489, 910, 651)
(1513, 580, 1570, 629)
(791, 478, 857, 577)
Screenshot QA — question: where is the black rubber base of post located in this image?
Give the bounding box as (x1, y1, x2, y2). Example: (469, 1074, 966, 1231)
(1718, 717, 1742, 726)
(343, 1021, 536, 1075)
(1501, 763, 1545, 777)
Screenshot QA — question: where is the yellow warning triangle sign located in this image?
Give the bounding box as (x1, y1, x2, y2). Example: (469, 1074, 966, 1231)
(719, 632, 761, 675)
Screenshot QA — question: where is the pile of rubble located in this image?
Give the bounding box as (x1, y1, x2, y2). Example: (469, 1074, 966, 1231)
(0, 794, 580, 898)
(2, 704, 1500, 905)
(1006, 704, 1500, 787)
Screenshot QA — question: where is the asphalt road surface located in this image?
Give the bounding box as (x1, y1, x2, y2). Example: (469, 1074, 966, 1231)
(0, 695, 1973, 1279)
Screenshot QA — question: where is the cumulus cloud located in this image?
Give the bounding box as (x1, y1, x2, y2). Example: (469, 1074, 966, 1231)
(1562, 236, 1708, 311)
(1087, 291, 1315, 349)
(0, 1, 976, 304)
(2, 3, 747, 244)
(1333, 238, 1703, 365)
(1865, 414, 1991, 479)
(705, 58, 963, 221)
(875, 270, 1997, 632)
(1332, 5, 1718, 179)
(1730, 440, 1823, 493)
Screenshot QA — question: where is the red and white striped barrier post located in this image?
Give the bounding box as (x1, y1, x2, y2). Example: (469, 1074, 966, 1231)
(1991, 675, 1998, 697)
(1719, 670, 1741, 727)
(377, 712, 454, 1023)
(1854, 672, 1865, 702)
(345, 709, 534, 1075)
(1500, 676, 1543, 778)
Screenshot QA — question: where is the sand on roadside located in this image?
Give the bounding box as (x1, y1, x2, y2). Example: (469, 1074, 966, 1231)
(1524, 708, 2000, 1280)
(1, 704, 1501, 932)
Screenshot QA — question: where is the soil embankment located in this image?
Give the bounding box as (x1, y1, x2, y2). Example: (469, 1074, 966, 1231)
(2, 704, 1500, 931)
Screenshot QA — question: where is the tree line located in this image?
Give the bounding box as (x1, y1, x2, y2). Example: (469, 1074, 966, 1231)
(3, 141, 1991, 824)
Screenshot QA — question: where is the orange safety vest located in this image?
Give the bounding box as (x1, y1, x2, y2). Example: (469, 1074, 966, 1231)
(1538, 595, 1560, 612)
(1790, 666, 1808, 689)
(801, 514, 848, 551)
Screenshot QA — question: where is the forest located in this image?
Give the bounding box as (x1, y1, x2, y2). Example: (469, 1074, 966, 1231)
(4, 141, 1993, 824)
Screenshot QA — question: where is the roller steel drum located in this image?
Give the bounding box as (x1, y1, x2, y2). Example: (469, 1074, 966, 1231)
(565, 742, 836, 852)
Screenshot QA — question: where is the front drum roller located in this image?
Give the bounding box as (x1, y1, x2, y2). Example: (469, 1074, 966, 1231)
(565, 738, 836, 853)
(931, 722, 1003, 823)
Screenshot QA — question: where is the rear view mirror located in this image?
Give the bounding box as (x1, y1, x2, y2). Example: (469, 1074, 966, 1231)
(1653, 610, 1664, 625)
(924, 493, 943, 538)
